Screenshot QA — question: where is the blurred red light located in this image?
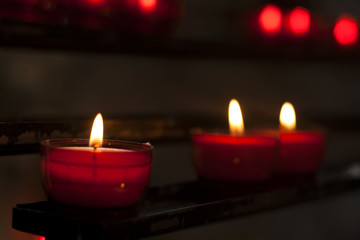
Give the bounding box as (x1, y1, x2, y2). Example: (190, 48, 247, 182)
(138, 0, 157, 11)
(37, 236, 45, 240)
(89, 0, 102, 3)
(259, 4, 282, 34)
(288, 7, 310, 34)
(333, 16, 358, 45)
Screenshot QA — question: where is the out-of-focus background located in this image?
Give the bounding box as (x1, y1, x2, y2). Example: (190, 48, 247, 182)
(2, 0, 360, 239)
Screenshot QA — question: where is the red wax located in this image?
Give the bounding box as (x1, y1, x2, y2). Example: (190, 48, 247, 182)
(278, 131, 325, 175)
(192, 133, 279, 182)
(41, 139, 153, 208)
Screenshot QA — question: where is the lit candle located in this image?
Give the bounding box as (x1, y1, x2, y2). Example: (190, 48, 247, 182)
(192, 99, 279, 182)
(41, 113, 153, 208)
(277, 102, 325, 176)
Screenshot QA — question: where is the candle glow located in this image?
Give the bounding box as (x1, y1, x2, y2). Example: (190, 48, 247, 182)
(259, 4, 282, 34)
(89, 113, 103, 148)
(192, 99, 279, 182)
(138, 0, 157, 11)
(333, 16, 359, 45)
(228, 99, 244, 136)
(277, 102, 325, 176)
(288, 7, 310, 35)
(280, 102, 296, 131)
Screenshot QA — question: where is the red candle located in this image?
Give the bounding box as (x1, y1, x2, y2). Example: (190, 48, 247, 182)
(193, 133, 279, 182)
(192, 99, 279, 182)
(278, 131, 324, 175)
(276, 102, 325, 176)
(41, 114, 153, 208)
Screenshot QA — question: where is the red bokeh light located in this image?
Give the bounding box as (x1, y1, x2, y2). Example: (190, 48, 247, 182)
(333, 16, 359, 45)
(259, 4, 282, 34)
(288, 7, 310, 34)
(138, 0, 157, 12)
(88, 0, 103, 3)
(37, 236, 46, 240)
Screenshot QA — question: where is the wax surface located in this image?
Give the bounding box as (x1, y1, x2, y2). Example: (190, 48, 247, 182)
(41, 139, 153, 208)
(192, 133, 279, 182)
(60, 146, 132, 152)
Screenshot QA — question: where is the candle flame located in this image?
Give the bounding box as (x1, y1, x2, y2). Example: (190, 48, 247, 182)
(228, 99, 244, 136)
(89, 113, 103, 148)
(280, 102, 296, 131)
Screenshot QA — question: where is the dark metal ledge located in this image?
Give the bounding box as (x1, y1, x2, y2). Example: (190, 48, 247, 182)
(12, 168, 360, 240)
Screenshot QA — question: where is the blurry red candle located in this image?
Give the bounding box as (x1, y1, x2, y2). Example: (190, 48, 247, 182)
(333, 15, 359, 46)
(192, 99, 278, 182)
(287, 7, 310, 35)
(277, 102, 325, 176)
(259, 4, 282, 34)
(41, 113, 153, 208)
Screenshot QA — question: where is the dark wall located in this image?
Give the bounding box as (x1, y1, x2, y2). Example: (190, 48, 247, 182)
(0, 48, 359, 122)
(1, 1, 360, 240)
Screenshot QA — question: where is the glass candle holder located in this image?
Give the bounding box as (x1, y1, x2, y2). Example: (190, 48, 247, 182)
(41, 139, 153, 208)
(278, 131, 325, 176)
(192, 132, 279, 182)
(253, 129, 325, 177)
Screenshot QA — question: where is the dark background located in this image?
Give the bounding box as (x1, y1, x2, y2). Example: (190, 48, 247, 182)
(2, 0, 360, 239)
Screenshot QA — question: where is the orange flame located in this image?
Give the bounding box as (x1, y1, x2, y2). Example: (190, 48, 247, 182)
(280, 102, 296, 131)
(228, 99, 244, 136)
(89, 113, 103, 148)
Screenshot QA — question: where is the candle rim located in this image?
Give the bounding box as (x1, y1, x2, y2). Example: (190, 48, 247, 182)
(192, 132, 278, 145)
(41, 138, 154, 152)
(192, 128, 276, 137)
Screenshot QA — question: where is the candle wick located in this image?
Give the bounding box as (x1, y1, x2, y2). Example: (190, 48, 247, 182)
(230, 129, 244, 136)
(91, 142, 101, 150)
(280, 124, 296, 132)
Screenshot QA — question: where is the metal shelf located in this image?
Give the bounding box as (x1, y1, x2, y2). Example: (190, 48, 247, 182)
(12, 167, 360, 240)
